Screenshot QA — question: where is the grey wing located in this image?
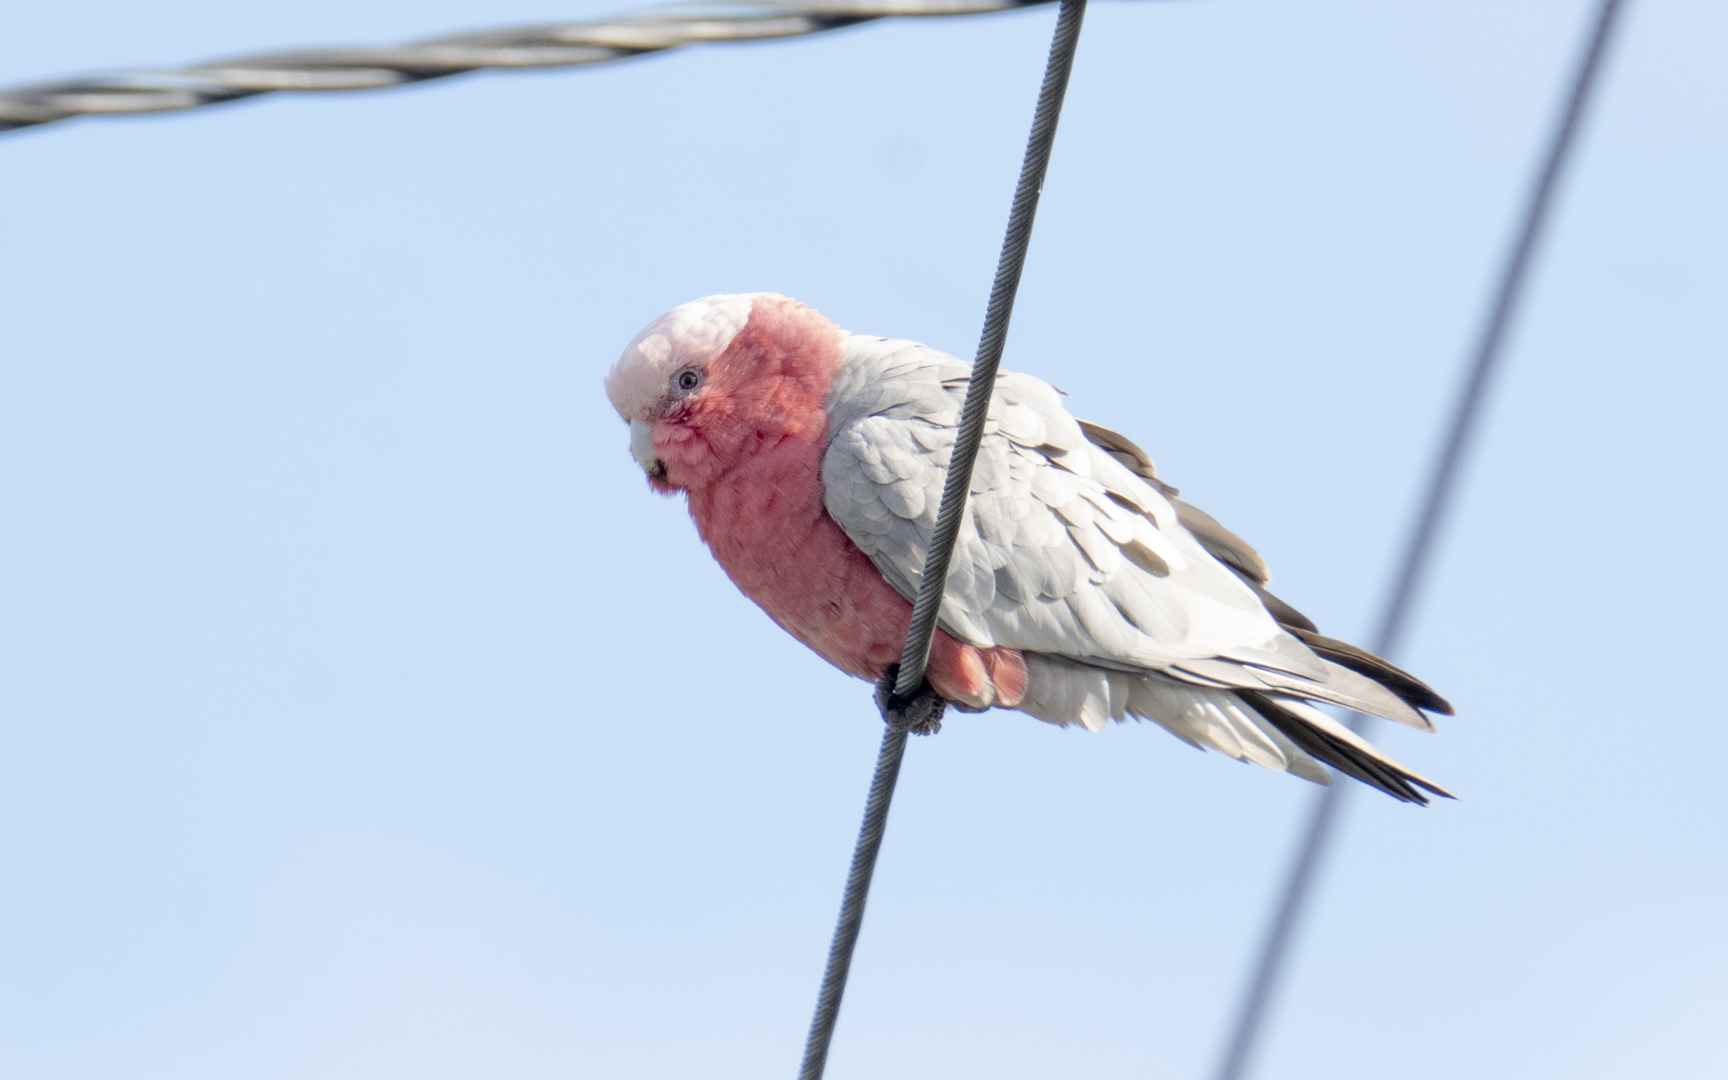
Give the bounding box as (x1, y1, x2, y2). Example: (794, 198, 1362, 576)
(821, 336, 1434, 732)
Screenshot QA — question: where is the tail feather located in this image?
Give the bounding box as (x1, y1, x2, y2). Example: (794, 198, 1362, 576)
(1072, 419, 1455, 803)
(1289, 627, 1454, 716)
(1224, 572, 1451, 722)
(1240, 576, 1319, 633)
(1227, 655, 1436, 733)
(1240, 690, 1455, 805)
(1017, 656, 1334, 786)
(1014, 655, 1455, 803)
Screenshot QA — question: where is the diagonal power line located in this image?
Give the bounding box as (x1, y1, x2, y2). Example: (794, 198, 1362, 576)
(1211, 2, 1633, 1079)
(0, 0, 1090, 135)
(797, 1, 1088, 1076)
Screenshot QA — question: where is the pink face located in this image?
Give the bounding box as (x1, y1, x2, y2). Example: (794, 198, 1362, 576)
(604, 293, 846, 492)
(605, 293, 758, 487)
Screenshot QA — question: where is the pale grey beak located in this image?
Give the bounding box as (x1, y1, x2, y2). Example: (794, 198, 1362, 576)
(630, 419, 665, 480)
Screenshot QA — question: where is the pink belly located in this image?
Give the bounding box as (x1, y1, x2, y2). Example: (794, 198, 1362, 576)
(685, 439, 1025, 710)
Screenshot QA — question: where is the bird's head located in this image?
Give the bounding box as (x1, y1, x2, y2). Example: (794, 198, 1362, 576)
(605, 293, 844, 492)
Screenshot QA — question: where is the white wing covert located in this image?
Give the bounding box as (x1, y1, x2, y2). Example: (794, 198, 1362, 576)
(821, 335, 1447, 801)
(824, 337, 1411, 693)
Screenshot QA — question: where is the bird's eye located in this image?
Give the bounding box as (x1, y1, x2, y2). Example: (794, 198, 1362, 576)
(675, 368, 702, 392)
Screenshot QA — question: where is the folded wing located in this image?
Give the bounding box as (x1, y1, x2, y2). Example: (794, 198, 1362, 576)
(821, 335, 1452, 803)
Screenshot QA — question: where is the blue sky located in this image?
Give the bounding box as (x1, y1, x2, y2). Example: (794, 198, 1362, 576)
(0, 1, 1724, 1077)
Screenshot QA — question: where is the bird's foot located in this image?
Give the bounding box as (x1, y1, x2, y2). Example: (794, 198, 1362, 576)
(875, 665, 947, 736)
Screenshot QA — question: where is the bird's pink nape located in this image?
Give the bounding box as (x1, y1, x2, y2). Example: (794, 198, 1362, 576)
(647, 294, 1027, 710)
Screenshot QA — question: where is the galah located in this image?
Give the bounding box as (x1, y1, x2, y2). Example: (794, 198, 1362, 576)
(606, 293, 1454, 803)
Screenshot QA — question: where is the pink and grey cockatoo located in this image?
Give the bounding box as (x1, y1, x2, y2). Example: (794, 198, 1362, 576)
(606, 293, 1453, 803)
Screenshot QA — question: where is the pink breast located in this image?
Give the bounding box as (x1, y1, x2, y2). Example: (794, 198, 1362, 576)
(684, 425, 1026, 711)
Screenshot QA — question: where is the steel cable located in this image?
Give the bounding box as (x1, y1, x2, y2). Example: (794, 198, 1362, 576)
(1211, 2, 1632, 1077)
(0, 0, 1076, 135)
(797, 2, 1087, 1075)
(896, 0, 1087, 698)
(796, 724, 908, 1080)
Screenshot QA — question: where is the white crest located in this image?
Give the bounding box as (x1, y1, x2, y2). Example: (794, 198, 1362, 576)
(604, 293, 766, 421)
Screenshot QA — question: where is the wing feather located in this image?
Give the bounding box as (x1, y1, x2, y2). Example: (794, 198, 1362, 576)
(821, 336, 1449, 766)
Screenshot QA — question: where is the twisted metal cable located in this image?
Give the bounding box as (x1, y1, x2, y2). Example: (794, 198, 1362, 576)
(896, 0, 1087, 697)
(0, 0, 1061, 134)
(1212, 1, 1632, 1077)
(797, 724, 908, 1080)
(798, 3, 1087, 1077)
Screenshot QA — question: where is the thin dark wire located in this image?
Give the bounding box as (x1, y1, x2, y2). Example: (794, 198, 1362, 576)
(1211, 2, 1631, 1078)
(798, 725, 909, 1080)
(898, 0, 1089, 698)
(797, 4, 1089, 1077)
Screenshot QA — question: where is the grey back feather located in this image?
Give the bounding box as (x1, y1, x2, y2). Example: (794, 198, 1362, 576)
(821, 335, 1432, 734)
